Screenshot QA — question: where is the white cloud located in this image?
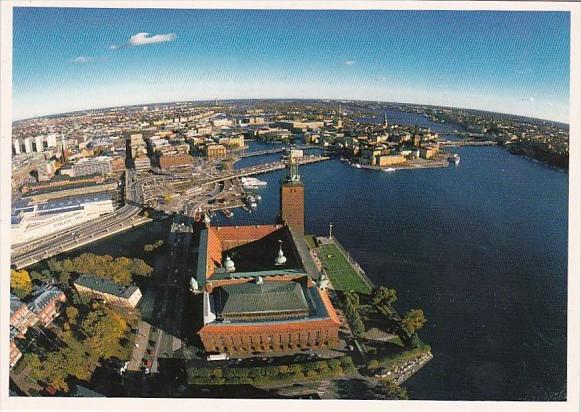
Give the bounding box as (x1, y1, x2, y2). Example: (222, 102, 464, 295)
(344, 60, 356, 65)
(128, 32, 177, 46)
(520, 96, 534, 103)
(72, 56, 94, 63)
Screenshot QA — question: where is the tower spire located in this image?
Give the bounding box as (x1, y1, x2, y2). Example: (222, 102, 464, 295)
(286, 145, 301, 183)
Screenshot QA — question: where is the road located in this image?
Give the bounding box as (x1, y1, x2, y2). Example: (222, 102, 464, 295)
(11, 169, 149, 269)
(135, 214, 195, 378)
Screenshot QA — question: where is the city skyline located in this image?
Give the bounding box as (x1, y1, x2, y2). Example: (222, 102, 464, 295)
(13, 8, 570, 122)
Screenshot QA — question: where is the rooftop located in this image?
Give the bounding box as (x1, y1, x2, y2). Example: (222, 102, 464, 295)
(217, 281, 309, 320)
(74, 275, 139, 299)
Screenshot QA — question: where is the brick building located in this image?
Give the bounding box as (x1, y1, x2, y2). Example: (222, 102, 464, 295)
(159, 153, 193, 170)
(280, 153, 305, 236)
(28, 285, 66, 327)
(10, 294, 39, 337)
(196, 154, 339, 354)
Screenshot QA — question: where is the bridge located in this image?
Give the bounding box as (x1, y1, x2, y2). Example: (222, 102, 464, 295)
(199, 155, 330, 185)
(439, 140, 497, 147)
(233, 145, 322, 158)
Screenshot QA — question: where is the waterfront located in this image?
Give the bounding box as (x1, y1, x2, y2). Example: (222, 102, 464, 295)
(219, 141, 568, 401)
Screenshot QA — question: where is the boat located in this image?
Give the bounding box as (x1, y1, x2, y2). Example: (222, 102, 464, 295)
(254, 194, 262, 201)
(241, 206, 252, 213)
(448, 153, 461, 165)
(249, 202, 257, 209)
(241, 177, 267, 189)
(383, 168, 396, 172)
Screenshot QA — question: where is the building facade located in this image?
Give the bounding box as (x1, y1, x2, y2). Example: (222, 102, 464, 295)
(280, 154, 305, 236)
(196, 153, 339, 355)
(74, 275, 142, 308)
(159, 153, 193, 170)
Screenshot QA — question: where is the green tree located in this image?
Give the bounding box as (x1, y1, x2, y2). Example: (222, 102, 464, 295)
(22, 353, 43, 381)
(65, 306, 79, 324)
(378, 381, 409, 400)
(401, 309, 427, 335)
(47, 258, 63, 273)
(372, 286, 397, 306)
(58, 271, 71, 285)
(130, 258, 154, 277)
(11, 269, 32, 298)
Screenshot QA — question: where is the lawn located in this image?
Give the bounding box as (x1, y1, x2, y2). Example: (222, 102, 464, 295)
(317, 243, 372, 294)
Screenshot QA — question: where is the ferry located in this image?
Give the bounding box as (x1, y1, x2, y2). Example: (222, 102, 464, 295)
(241, 177, 267, 189)
(448, 153, 461, 165)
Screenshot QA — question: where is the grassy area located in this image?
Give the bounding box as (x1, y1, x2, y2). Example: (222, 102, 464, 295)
(318, 244, 372, 294)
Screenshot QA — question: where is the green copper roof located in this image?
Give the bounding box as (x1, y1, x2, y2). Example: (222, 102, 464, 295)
(218, 281, 309, 317)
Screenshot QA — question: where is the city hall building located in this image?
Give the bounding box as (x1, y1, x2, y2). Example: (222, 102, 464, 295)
(196, 152, 340, 354)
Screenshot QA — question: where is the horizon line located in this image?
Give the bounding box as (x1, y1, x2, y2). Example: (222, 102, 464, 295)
(12, 97, 570, 126)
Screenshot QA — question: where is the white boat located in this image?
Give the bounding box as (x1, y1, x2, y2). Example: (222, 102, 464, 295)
(383, 168, 396, 172)
(448, 153, 461, 165)
(241, 177, 267, 189)
(355, 164, 362, 169)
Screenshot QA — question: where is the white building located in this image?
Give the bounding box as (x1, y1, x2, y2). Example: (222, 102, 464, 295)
(11, 193, 115, 245)
(72, 156, 113, 177)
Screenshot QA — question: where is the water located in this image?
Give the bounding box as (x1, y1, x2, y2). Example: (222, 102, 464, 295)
(217, 141, 568, 401)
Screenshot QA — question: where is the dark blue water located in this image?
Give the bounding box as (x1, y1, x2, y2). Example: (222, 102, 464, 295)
(218, 142, 568, 401)
(357, 108, 466, 135)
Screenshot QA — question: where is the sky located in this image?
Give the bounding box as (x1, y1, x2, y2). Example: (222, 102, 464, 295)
(12, 8, 570, 122)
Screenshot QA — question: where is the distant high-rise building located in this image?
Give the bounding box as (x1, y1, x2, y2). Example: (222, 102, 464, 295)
(280, 149, 305, 235)
(22, 137, 33, 154)
(34, 135, 45, 152)
(12, 139, 21, 155)
(46, 133, 58, 148)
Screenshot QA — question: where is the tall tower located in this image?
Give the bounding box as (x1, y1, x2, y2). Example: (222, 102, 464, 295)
(280, 149, 305, 235)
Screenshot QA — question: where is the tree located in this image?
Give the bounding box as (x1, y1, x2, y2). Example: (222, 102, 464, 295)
(345, 292, 360, 308)
(372, 286, 397, 306)
(130, 258, 153, 277)
(378, 381, 409, 400)
(401, 309, 427, 335)
(11, 269, 32, 298)
(65, 306, 79, 324)
(58, 271, 71, 285)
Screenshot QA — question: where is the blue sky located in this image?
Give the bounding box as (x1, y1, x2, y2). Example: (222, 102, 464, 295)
(13, 8, 570, 122)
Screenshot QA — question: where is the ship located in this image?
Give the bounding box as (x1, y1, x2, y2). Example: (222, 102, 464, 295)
(448, 153, 461, 165)
(241, 177, 267, 189)
(383, 167, 397, 172)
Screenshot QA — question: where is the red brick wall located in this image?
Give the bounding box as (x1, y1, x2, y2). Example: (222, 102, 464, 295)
(280, 184, 304, 235)
(199, 319, 339, 354)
